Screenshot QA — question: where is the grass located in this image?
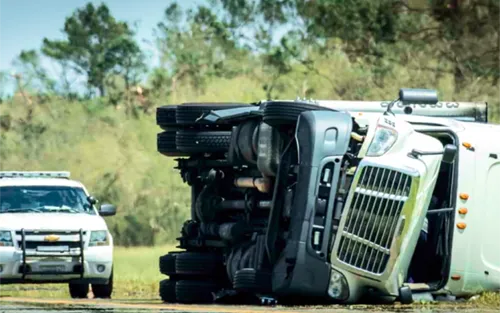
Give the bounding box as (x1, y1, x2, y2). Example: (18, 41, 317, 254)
(0, 245, 178, 299)
(0, 245, 499, 311)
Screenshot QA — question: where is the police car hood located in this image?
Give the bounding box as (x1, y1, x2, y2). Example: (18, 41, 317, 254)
(0, 213, 108, 231)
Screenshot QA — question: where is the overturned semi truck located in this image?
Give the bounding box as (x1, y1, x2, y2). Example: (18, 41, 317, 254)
(154, 89, 499, 305)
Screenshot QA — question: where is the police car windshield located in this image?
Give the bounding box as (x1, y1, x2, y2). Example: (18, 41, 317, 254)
(0, 186, 95, 214)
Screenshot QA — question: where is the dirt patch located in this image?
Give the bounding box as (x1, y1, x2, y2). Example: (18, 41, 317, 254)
(1, 296, 499, 313)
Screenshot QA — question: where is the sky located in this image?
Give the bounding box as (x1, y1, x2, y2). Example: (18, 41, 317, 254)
(0, 0, 204, 94)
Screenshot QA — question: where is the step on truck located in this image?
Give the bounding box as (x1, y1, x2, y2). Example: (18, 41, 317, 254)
(155, 89, 500, 305)
(0, 171, 117, 299)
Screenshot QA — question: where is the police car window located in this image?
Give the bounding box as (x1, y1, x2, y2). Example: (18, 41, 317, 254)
(0, 186, 95, 214)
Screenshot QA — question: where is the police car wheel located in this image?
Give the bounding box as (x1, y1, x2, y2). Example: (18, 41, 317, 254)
(92, 270, 113, 299)
(68, 283, 89, 299)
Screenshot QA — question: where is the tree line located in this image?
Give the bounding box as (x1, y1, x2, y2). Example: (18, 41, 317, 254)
(2, 0, 498, 105)
(0, 0, 498, 246)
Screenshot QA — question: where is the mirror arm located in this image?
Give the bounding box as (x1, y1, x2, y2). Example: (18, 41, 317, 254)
(408, 149, 444, 159)
(383, 97, 400, 117)
(427, 207, 454, 215)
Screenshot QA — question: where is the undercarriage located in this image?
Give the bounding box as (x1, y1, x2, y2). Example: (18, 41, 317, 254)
(156, 101, 366, 304)
(155, 92, 460, 305)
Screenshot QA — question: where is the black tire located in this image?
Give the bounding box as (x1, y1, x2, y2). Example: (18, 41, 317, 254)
(159, 252, 178, 276)
(176, 130, 232, 154)
(176, 103, 250, 125)
(262, 101, 330, 126)
(68, 283, 89, 299)
(398, 286, 413, 304)
(92, 270, 113, 299)
(175, 252, 223, 276)
(159, 279, 177, 303)
(175, 280, 218, 304)
(233, 268, 272, 293)
(156, 105, 177, 129)
(157, 131, 186, 157)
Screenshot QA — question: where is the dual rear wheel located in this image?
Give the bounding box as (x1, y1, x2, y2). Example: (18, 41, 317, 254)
(156, 103, 249, 157)
(158, 251, 225, 303)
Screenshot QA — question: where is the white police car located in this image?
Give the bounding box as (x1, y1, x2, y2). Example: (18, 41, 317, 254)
(0, 171, 116, 299)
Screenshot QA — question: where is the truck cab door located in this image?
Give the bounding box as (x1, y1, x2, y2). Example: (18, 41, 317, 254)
(330, 114, 444, 298)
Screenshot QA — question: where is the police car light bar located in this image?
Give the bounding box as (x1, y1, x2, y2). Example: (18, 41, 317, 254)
(0, 171, 71, 179)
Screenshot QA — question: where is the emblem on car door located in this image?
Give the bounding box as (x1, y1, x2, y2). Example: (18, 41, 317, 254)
(44, 234, 60, 242)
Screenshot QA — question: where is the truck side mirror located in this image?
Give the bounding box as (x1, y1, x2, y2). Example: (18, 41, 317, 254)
(408, 144, 457, 164)
(98, 204, 116, 216)
(442, 144, 457, 164)
(399, 88, 438, 105)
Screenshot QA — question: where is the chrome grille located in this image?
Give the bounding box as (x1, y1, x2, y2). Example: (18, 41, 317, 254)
(337, 166, 412, 274)
(14, 230, 85, 254)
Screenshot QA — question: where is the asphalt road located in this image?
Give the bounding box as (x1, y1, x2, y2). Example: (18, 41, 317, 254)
(0, 297, 498, 313)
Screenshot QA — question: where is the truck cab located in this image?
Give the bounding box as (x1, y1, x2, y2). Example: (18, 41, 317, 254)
(154, 89, 499, 304)
(0, 171, 116, 299)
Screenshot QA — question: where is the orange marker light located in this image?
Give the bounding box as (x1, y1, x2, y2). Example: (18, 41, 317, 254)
(451, 275, 461, 281)
(459, 193, 469, 200)
(457, 222, 467, 229)
(458, 208, 468, 214)
(462, 142, 472, 149)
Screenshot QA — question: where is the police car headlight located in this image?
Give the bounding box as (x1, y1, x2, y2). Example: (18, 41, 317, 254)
(0, 231, 13, 247)
(327, 268, 349, 301)
(89, 231, 109, 247)
(367, 125, 398, 157)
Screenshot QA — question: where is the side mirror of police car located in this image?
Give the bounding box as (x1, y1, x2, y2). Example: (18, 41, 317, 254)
(98, 204, 116, 217)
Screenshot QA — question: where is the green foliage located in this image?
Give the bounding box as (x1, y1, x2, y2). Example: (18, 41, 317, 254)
(12, 50, 56, 94)
(1, 0, 498, 247)
(42, 3, 145, 97)
(428, 0, 499, 87)
(154, 2, 251, 95)
(0, 97, 190, 246)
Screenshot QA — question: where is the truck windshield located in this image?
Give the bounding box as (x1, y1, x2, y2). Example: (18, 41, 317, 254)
(0, 186, 95, 214)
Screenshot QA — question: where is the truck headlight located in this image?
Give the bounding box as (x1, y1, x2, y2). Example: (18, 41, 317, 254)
(366, 125, 398, 157)
(327, 268, 349, 301)
(0, 231, 13, 247)
(89, 231, 109, 247)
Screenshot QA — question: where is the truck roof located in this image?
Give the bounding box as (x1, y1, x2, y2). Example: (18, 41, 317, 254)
(303, 99, 488, 123)
(350, 112, 469, 132)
